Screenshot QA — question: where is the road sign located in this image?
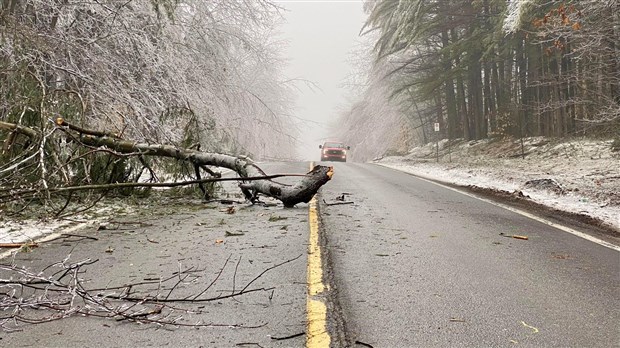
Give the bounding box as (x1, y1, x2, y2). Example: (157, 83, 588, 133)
(434, 122, 440, 132)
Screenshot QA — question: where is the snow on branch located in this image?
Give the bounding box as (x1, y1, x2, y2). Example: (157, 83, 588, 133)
(503, 0, 534, 34)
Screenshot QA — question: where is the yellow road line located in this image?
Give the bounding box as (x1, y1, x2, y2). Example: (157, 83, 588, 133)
(307, 161, 330, 347)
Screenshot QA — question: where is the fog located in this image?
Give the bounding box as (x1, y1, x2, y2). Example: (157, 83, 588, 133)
(278, 0, 367, 161)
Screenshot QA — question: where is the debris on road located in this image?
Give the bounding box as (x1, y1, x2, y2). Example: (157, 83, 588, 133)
(0, 242, 38, 249)
(225, 231, 245, 237)
(268, 215, 288, 222)
(322, 199, 354, 206)
(521, 320, 539, 333)
(322, 193, 355, 206)
(221, 206, 236, 214)
(500, 233, 529, 240)
(335, 192, 352, 201)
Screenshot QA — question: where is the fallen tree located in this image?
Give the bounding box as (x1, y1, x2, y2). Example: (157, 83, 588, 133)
(0, 118, 333, 211)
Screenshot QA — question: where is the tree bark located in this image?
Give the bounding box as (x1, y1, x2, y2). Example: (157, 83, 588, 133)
(441, 30, 459, 140)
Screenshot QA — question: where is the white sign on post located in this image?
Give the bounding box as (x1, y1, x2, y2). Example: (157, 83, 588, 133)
(434, 122, 440, 132)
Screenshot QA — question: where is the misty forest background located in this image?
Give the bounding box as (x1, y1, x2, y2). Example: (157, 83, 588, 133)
(0, 0, 618, 214)
(340, 0, 619, 161)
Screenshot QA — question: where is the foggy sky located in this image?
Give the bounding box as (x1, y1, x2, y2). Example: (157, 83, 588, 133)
(277, 0, 367, 161)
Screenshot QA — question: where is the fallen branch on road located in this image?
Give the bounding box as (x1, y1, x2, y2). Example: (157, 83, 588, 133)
(322, 199, 354, 206)
(271, 332, 305, 340)
(1, 118, 334, 218)
(55, 118, 333, 207)
(0, 253, 302, 331)
(0, 243, 39, 248)
(0, 173, 308, 202)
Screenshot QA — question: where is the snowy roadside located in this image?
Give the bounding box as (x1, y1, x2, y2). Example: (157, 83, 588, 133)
(0, 219, 87, 245)
(0, 202, 139, 251)
(375, 137, 620, 233)
(0, 169, 236, 246)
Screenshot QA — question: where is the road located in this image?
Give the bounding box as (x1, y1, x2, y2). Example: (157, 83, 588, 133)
(318, 162, 619, 347)
(0, 162, 313, 347)
(1, 161, 618, 347)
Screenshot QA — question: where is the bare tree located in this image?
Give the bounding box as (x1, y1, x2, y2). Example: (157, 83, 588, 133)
(330, 36, 408, 162)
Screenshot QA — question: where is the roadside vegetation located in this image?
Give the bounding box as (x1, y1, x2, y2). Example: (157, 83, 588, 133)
(335, 0, 619, 162)
(0, 1, 307, 217)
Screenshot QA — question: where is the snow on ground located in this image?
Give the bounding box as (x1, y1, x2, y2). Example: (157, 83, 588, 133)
(0, 202, 138, 246)
(0, 219, 78, 245)
(377, 137, 620, 232)
(0, 170, 233, 246)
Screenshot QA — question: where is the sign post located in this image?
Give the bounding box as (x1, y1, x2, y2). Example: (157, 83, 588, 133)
(434, 122, 440, 162)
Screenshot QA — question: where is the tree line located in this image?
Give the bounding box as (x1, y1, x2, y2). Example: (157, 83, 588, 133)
(336, 0, 619, 160)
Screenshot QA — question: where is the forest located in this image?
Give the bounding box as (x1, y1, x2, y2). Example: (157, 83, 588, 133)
(1, 0, 312, 215)
(336, 0, 619, 161)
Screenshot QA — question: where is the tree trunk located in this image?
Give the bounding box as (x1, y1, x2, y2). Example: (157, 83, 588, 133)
(451, 28, 470, 140)
(516, 33, 529, 138)
(441, 30, 459, 140)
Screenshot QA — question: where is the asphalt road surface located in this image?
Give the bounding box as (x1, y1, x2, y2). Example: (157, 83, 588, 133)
(0, 162, 313, 347)
(318, 162, 619, 347)
(1, 161, 618, 347)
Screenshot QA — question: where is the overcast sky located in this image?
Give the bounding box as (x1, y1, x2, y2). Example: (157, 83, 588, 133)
(277, 0, 367, 161)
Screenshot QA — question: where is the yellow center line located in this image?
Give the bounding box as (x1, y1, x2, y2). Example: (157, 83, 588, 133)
(306, 161, 330, 348)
